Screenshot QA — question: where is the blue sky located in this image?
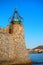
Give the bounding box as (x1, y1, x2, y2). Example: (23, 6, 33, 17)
(0, 0, 43, 49)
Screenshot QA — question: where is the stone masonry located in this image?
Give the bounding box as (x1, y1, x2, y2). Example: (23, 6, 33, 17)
(0, 24, 31, 64)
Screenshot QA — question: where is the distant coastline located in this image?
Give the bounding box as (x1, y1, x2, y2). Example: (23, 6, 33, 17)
(27, 45, 43, 53)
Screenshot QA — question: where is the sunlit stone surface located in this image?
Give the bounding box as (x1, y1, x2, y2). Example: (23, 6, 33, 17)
(0, 24, 31, 64)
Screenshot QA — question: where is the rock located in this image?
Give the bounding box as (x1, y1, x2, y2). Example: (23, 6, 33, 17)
(0, 24, 31, 64)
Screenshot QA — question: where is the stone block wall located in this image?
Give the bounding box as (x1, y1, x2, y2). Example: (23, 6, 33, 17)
(0, 24, 31, 64)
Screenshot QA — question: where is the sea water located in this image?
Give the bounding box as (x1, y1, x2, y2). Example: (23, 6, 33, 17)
(29, 53, 43, 65)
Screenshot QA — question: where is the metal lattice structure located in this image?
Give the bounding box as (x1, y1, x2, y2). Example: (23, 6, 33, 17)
(9, 8, 23, 24)
(9, 8, 23, 34)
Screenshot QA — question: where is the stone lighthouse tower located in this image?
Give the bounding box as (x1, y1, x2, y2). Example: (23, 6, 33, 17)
(0, 8, 31, 65)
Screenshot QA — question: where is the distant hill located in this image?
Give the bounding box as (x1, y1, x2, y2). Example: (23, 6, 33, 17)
(33, 46, 43, 49)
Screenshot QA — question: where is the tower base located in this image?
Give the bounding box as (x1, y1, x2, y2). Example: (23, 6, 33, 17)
(0, 24, 32, 65)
